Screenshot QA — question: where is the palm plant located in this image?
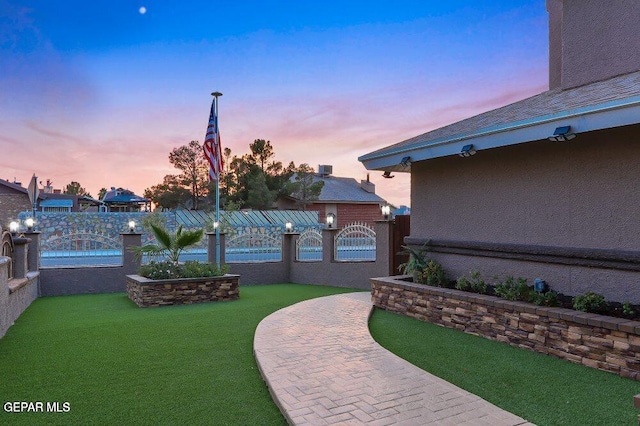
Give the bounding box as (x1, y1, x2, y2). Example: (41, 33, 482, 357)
(132, 223, 204, 264)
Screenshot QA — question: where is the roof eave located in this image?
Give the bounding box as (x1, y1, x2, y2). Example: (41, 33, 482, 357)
(359, 96, 640, 171)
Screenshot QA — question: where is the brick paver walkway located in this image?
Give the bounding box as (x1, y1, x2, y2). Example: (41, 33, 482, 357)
(253, 292, 535, 425)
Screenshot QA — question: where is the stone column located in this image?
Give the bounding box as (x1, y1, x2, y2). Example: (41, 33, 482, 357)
(282, 232, 299, 281)
(12, 237, 30, 279)
(322, 228, 339, 264)
(23, 231, 40, 272)
(207, 232, 226, 265)
(121, 233, 142, 275)
(375, 220, 394, 276)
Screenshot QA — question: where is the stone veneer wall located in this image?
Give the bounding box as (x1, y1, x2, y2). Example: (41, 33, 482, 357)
(371, 276, 640, 380)
(0, 258, 40, 338)
(126, 274, 240, 307)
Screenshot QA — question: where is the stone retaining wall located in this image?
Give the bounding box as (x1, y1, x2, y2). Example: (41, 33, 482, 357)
(371, 275, 640, 380)
(126, 274, 240, 307)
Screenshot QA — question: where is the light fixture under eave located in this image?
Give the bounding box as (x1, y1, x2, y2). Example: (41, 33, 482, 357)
(548, 125, 576, 142)
(400, 156, 411, 168)
(382, 170, 395, 179)
(458, 144, 477, 157)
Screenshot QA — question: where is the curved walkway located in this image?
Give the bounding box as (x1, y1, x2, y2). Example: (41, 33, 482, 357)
(254, 292, 534, 426)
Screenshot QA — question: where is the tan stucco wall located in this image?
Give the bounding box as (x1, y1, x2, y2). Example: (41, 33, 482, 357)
(559, 0, 640, 89)
(410, 124, 640, 302)
(546, 0, 563, 89)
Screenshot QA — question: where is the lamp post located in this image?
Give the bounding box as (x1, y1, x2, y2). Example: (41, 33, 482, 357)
(25, 217, 34, 232)
(285, 221, 293, 232)
(128, 220, 136, 233)
(381, 205, 391, 220)
(326, 213, 335, 228)
(9, 221, 19, 236)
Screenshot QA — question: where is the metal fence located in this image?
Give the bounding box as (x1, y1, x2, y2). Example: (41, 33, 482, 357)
(334, 222, 376, 262)
(296, 229, 323, 262)
(40, 232, 123, 267)
(225, 233, 282, 263)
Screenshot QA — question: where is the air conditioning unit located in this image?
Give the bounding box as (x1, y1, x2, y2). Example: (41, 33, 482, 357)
(318, 165, 333, 176)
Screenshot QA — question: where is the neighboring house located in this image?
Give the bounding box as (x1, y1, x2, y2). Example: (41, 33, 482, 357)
(277, 165, 388, 228)
(0, 179, 105, 225)
(102, 187, 149, 212)
(359, 0, 640, 303)
(0, 179, 32, 228)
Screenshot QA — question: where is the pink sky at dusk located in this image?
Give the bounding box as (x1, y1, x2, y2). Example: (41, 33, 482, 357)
(0, 1, 548, 208)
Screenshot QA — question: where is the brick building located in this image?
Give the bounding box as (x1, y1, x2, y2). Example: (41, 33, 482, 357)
(277, 166, 388, 228)
(0, 179, 31, 229)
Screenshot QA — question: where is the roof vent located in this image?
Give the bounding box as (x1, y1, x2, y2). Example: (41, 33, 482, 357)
(318, 165, 333, 176)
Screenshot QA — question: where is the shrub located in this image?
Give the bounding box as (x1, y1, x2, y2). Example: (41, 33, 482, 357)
(397, 244, 430, 278)
(622, 301, 636, 317)
(138, 260, 228, 280)
(573, 292, 609, 314)
(494, 276, 531, 302)
(455, 270, 488, 294)
(530, 290, 560, 307)
(418, 259, 446, 287)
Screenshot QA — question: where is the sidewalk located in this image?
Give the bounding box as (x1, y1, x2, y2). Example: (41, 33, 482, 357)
(253, 292, 534, 425)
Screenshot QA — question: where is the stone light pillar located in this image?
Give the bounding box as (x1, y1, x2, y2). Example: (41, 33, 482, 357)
(375, 220, 394, 276)
(282, 232, 299, 281)
(11, 237, 30, 279)
(23, 231, 40, 272)
(207, 232, 226, 265)
(322, 228, 339, 264)
(121, 233, 142, 275)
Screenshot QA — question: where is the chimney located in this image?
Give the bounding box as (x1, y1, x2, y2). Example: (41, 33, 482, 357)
(360, 178, 375, 194)
(318, 165, 333, 176)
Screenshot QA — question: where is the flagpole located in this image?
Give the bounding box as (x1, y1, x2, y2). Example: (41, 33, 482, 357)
(212, 91, 223, 266)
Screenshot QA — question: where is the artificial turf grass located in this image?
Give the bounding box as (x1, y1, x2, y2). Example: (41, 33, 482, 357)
(0, 284, 359, 426)
(369, 308, 640, 426)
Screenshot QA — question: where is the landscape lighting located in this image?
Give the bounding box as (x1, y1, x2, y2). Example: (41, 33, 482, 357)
(25, 217, 34, 231)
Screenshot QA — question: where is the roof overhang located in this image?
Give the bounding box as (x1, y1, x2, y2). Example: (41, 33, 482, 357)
(358, 95, 640, 172)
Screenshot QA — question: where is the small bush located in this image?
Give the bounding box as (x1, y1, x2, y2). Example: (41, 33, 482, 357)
(530, 290, 560, 307)
(622, 301, 636, 317)
(138, 261, 228, 280)
(455, 270, 488, 294)
(418, 259, 446, 287)
(573, 292, 609, 314)
(494, 276, 531, 302)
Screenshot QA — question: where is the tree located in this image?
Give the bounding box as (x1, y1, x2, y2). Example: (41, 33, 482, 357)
(249, 139, 275, 172)
(144, 175, 191, 211)
(246, 172, 276, 210)
(168, 140, 209, 210)
(132, 223, 203, 264)
(64, 181, 91, 197)
(289, 164, 324, 210)
(97, 188, 108, 200)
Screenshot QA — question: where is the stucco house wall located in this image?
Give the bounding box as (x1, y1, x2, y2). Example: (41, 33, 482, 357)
(409, 124, 640, 303)
(548, 0, 640, 90)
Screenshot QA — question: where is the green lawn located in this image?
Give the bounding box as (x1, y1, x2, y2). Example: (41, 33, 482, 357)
(369, 308, 640, 426)
(0, 284, 357, 426)
(3, 286, 639, 425)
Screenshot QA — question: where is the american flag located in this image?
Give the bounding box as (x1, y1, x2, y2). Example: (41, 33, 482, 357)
(203, 97, 224, 181)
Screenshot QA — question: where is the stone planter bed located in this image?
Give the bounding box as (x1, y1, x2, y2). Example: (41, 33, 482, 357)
(371, 275, 640, 381)
(126, 274, 240, 308)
